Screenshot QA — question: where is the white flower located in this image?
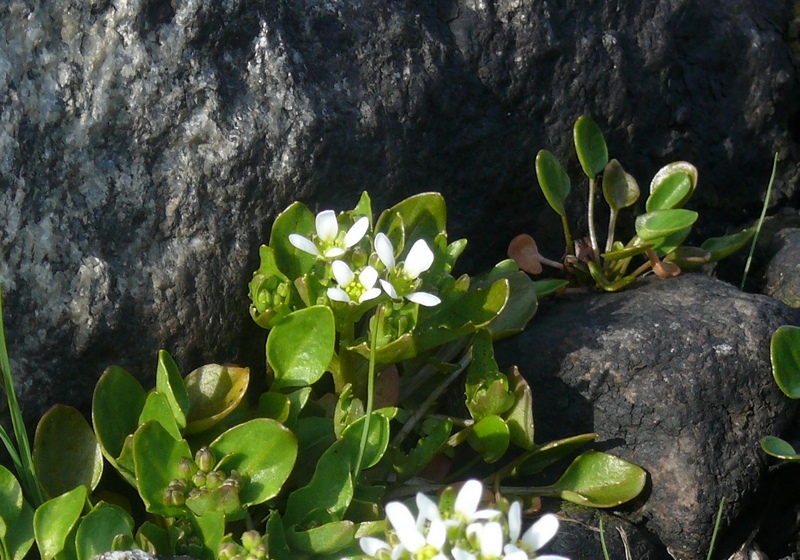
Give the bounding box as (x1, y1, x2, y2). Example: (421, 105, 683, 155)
(504, 505, 569, 560)
(326, 261, 381, 304)
(374, 233, 441, 306)
(453, 479, 502, 523)
(288, 210, 369, 259)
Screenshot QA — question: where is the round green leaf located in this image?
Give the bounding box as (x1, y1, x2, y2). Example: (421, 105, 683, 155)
(34, 405, 103, 499)
(601, 244, 653, 261)
(211, 418, 298, 507)
(270, 201, 317, 280)
(646, 162, 697, 211)
(0, 465, 23, 538)
(602, 159, 639, 211)
(635, 209, 698, 242)
(700, 228, 754, 262)
(535, 150, 571, 217)
(375, 193, 447, 251)
(6, 499, 34, 560)
(267, 306, 336, 391)
(467, 415, 509, 464)
(286, 520, 356, 556)
(184, 364, 250, 435)
(132, 421, 192, 517)
(574, 115, 609, 178)
(138, 392, 182, 441)
(156, 350, 189, 430)
(771, 325, 800, 399)
(342, 412, 391, 470)
(74, 502, 133, 560)
(512, 433, 598, 477)
(551, 450, 646, 507)
(664, 246, 712, 270)
(92, 366, 146, 465)
(761, 436, 800, 461)
(533, 279, 569, 298)
(257, 392, 292, 424)
(34, 486, 87, 560)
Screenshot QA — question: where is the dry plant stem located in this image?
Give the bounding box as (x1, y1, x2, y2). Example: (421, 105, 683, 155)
(539, 255, 565, 270)
(587, 177, 601, 264)
(391, 349, 473, 448)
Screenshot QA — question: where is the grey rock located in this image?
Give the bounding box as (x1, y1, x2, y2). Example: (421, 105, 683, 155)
(0, 0, 796, 425)
(764, 228, 800, 308)
(495, 274, 800, 559)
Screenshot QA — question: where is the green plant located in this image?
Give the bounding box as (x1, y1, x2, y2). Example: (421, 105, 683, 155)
(0, 192, 646, 560)
(509, 115, 754, 291)
(761, 325, 800, 461)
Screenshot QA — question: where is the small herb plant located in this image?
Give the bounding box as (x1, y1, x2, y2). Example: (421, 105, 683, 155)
(761, 325, 800, 461)
(509, 115, 754, 291)
(0, 192, 647, 560)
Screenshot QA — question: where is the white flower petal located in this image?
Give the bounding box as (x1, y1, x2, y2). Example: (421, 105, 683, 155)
(327, 287, 351, 303)
(359, 287, 382, 303)
(359, 266, 379, 289)
(404, 239, 435, 279)
(360, 537, 391, 556)
(521, 514, 559, 551)
(289, 234, 320, 256)
(452, 547, 477, 560)
(375, 233, 396, 270)
(331, 260, 355, 287)
(323, 247, 346, 258)
(380, 279, 399, 299)
(472, 508, 503, 520)
(454, 479, 483, 519)
(508, 501, 522, 542)
(481, 522, 504, 558)
(406, 291, 441, 307)
(502, 550, 530, 560)
(316, 210, 339, 242)
(533, 556, 571, 560)
(386, 502, 426, 553)
(427, 518, 447, 550)
(344, 216, 370, 247)
(416, 492, 441, 523)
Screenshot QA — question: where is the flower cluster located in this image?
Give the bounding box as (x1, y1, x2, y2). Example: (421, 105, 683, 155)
(359, 480, 569, 560)
(289, 209, 441, 307)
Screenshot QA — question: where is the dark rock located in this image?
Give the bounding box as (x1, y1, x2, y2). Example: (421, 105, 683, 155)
(495, 273, 800, 559)
(764, 228, 800, 307)
(92, 552, 190, 560)
(0, 0, 796, 427)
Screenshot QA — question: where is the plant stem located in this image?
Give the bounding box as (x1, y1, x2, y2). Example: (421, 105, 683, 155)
(599, 518, 611, 560)
(741, 153, 778, 290)
(355, 305, 384, 477)
(587, 177, 601, 264)
(561, 214, 574, 257)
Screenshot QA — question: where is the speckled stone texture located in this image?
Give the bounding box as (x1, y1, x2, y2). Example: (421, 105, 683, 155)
(495, 274, 800, 558)
(0, 0, 796, 425)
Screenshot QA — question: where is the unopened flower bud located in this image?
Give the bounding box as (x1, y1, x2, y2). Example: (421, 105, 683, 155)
(195, 446, 215, 473)
(177, 457, 198, 478)
(206, 470, 225, 490)
(192, 471, 207, 488)
(224, 469, 243, 489)
(241, 530, 262, 551)
(218, 542, 239, 560)
(164, 488, 185, 507)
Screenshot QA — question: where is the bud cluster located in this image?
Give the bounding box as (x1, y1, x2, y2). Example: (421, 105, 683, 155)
(218, 530, 270, 560)
(163, 446, 243, 507)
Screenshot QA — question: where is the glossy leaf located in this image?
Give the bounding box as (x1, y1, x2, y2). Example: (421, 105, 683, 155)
(588, 261, 636, 292)
(650, 225, 693, 256)
(601, 244, 652, 261)
(646, 162, 697, 211)
(342, 412, 391, 470)
(92, 366, 146, 468)
(375, 192, 447, 254)
(466, 330, 514, 420)
(138, 392, 182, 441)
(574, 115, 608, 178)
(664, 246, 712, 270)
(0, 468, 34, 560)
(771, 325, 800, 399)
(134, 521, 169, 555)
(0, 465, 23, 538)
(132, 421, 193, 517)
(467, 415, 509, 464)
(535, 150, 571, 217)
(761, 436, 800, 462)
(550, 451, 646, 507)
(270, 201, 317, 280)
(190, 511, 225, 560)
(211, 419, 298, 507)
(34, 405, 103, 498)
(286, 520, 356, 556)
(391, 417, 452, 483)
(184, 364, 250, 435)
(257, 392, 292, 424)
(267, 306, 336, 391)
(502, 366, 535, 450)
(602, 159, 639, 211)
(511, 433, 598, 477)
(700, 228, 754, 262)
(185, 484, 242, 519)
(5, 500, 34, 560)
(478, 262, 538, 339)
(74, 503, 133, 560)
(34, 485, 87, 560)
(156, 350, 189, 431)
(533, 279, 569, 298)
(249, 245, 293, 329)
(634, 209, 698, 242)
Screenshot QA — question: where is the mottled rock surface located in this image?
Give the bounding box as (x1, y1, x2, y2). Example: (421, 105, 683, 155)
(764, 228, 800, 307)
(495, 274, 800, 558)
(0, 0, 796, 423)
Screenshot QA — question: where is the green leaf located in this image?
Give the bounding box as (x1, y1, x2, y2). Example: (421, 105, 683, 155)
(341, 412, 391, 470)
(249, 245, 293, 329)
(184, 364, 250, 435)
(285, 520, 356, 556)
(587, 261, 636, 292)
(502, 367, 535, 450)
(477, 263, 538, 340)
(189, 511, 225, 560)
(467, 415, 510, 464)
(267, 306, 336, 391)
(510, 433, 598, 477)
(34, 486, 87, 560)
(375, 193, 447, 253)
(771, 325, 800, 399)
(761, 436, 800, 462)
(138, 392, 183, 441)
(134, 522, 169, 555)
(132, 421, 193, 517)
(466, 331, 514, 421)
(634, 209, 698, 242)
(92, 366, 146, 470)
(391, 417, 452, 483)
(550, 450, 646, 507)
(184, 484, 242, 519)
(700, 228, 755, 262)
(646, 162, 698, 211)
(533, 279, 569, 298)
(601, 244, 653, 261)
(211, 419, 298, 507)
(270, 202, 317, 280)
(6, 499, 34, 560)
(650, 225, 693, 256)
(257, 392, 292, 424)
(535, 150, 571, 217)
(663, 246, 712, 270)
(602, 159, 639, 211)
(0, 465, 23, 539)
(156, 350, 189, 431)
(574, 115, 609, 178)
(34, 405, 103, 499)
(74, 503, 133, 560)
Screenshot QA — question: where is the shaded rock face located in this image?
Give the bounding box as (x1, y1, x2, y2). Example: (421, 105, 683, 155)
(495, 274, 800, 558)
(0, 0, 796, 424)
(764, 228, 800, 307)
